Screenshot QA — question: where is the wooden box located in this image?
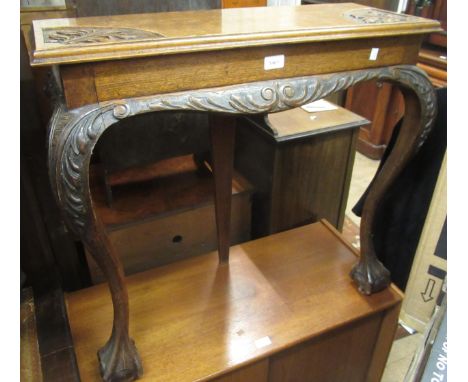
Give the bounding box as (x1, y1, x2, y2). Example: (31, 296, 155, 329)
(235, 105, 368, 237)
(67, 221, 402, 381)
(86, 156, 253, 283)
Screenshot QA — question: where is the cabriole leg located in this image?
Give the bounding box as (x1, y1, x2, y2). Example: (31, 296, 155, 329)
(350, 74, 436, 294)
(48, 104, 143, 381)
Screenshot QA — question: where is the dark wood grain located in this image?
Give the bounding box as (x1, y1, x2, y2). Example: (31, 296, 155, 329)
(210, 115, 236, 263)
(270, 129, 359, 232)
(86, 157, 253, 283)
(346, 80, 394, 160)
(34, 288, 80, 382)
(61, 64, 98, 109)
(89, 156, 251, 228)
(365, 303, 402, 382)
(88, 36, 421, 107)
(268, 315, 382, 382)
(235, 107, 364, 236)
(351, 74, 437, 294)
(21, 37, 89, 292)
(96, 112, 210, 178)
(418, 47, 447, 70)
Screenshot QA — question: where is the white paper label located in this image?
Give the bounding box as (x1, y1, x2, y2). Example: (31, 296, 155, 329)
(254, 336, 272, 349)
(264, 55, 285, 70)
(301, 99, 338, 113)
(369, 48, 379, 61)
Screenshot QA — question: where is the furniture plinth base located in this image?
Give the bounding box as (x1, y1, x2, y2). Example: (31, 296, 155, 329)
(66, 221, 402, 382)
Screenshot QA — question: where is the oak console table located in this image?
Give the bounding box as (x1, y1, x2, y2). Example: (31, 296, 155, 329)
(24, 4, 440, 381)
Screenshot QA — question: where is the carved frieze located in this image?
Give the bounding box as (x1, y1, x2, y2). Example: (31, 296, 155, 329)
(49, 65, 435, 238)
(43, 27, 164, 45)
(344, 8, 419, 24)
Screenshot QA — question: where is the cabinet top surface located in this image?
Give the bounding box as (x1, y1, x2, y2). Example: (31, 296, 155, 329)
(67, 222, 402, 381)
(27, 3, 440, 66)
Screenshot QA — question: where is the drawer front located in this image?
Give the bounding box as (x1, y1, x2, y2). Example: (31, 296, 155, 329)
(86, 192, 251, 283)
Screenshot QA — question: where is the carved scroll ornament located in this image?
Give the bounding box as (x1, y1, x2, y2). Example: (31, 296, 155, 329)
(49, 65, 435, 239)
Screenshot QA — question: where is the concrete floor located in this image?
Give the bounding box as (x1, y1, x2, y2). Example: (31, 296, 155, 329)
(345, 152, 424, 382)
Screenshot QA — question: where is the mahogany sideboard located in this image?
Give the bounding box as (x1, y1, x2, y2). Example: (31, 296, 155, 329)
(24, 4, 440, 381)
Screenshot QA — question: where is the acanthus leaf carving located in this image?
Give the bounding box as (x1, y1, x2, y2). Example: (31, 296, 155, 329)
(43, 27, 164, 45)
(49, 65, 436, 236)
(344, 8, 420, 24)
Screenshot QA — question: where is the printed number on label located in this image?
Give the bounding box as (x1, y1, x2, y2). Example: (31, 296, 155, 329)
(264, 55, 285, 70)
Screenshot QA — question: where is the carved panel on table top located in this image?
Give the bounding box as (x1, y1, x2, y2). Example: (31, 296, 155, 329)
(43, 27, 164, 45)
(344, 8, 420, 24)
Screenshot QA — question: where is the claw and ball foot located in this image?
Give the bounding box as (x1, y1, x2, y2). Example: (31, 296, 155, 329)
(98, 333, 143, 382)
(350, 259, 391, 295)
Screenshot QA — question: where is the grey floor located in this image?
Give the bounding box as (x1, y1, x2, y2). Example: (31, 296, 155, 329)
(345, 153, 424, 382)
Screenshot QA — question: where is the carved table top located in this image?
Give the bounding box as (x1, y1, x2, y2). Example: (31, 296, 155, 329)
(26, 3, 440, 66)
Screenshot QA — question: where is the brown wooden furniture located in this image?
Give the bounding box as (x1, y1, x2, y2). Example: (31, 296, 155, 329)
(406, 0, 446, 47)
(25, 4, 440, 381)
(344, 0, 447, 160)
(235, 105, 368, 236)
(71, 1, 223, 206)
(21, 2, 94, 294)
(67, 221, 403, 382)
(346, 68, 444, 160)
(417, 48, 446, 87)
(345, 80, 404, 160)
(86, 156, 253, 284)
(408, 0, 447, 87)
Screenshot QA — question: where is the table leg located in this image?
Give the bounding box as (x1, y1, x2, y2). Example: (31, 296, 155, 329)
(210, 115, 236, 263)
(48, 104, 143, 382)
(349, 70, 437, 294)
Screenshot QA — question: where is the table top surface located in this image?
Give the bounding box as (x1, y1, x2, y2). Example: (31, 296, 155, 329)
(26, 3, 440, 66)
